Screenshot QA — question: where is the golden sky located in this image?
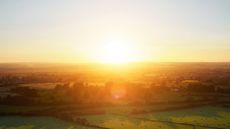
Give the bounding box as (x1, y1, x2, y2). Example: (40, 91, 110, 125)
(0, 0, 230, 63)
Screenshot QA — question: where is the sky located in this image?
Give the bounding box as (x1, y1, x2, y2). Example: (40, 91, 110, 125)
(0, 0, 230, 63)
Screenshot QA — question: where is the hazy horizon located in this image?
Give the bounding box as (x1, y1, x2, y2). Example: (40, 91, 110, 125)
(1, 61, 230, 64)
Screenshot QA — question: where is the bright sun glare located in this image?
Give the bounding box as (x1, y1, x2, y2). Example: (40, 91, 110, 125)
(100, 40, 132, 64)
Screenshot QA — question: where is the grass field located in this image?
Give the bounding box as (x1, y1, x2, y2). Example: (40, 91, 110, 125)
(0, 106, 229, 129)
(135, 106, 230, 129)
(76, 106, 230, 129)
(0, 116, 97, 129)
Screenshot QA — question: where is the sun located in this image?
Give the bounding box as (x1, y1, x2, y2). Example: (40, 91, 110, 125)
(100, 40, 132, 64)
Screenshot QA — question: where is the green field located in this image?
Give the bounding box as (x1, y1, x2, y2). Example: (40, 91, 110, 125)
(135, 106, 230, 129)
(0, 116, 97, 129)
(0, 106, 229, 129)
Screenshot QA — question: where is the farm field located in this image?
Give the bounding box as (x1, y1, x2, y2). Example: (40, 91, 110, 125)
(19, 83, 64, 90)
(135, 106, 230, 129)
(77, 106, 230, 129)
(1, 106, 227, 129)
(0, 116, 97, 129)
